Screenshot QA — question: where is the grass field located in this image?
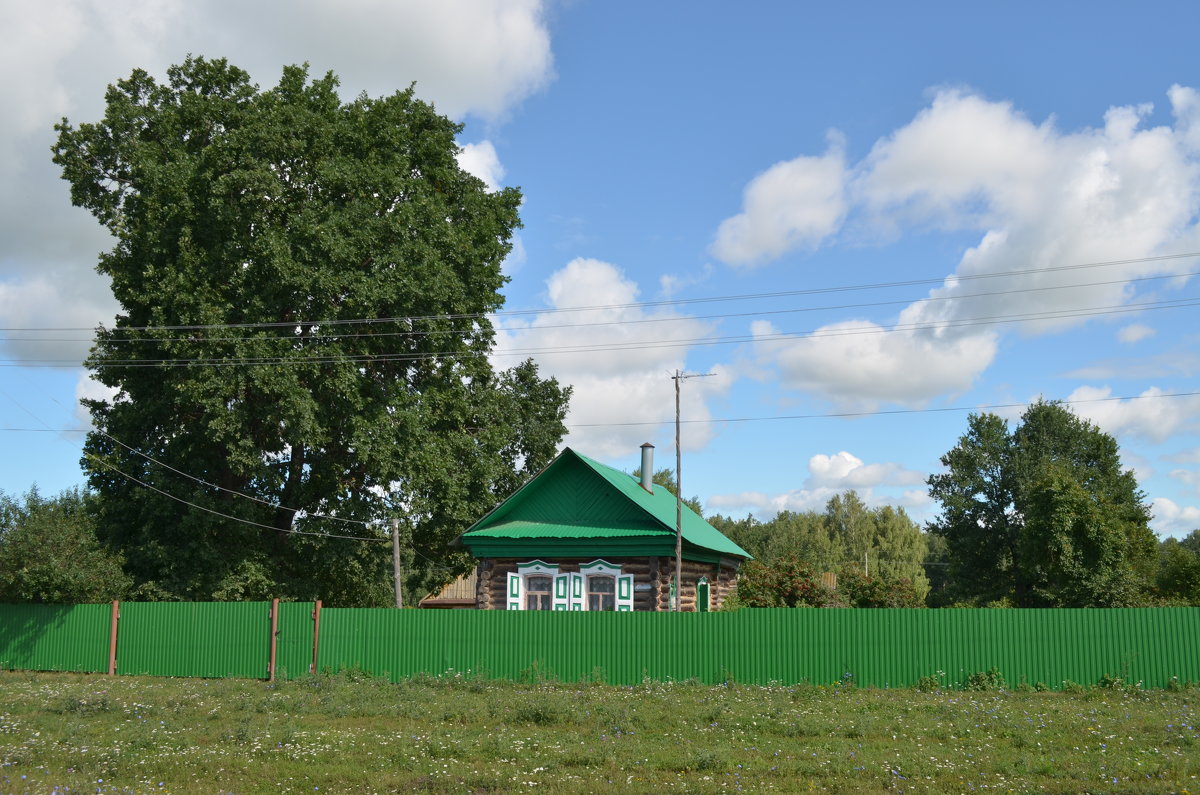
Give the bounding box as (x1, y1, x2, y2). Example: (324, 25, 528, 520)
(0, 670, 1197, 793)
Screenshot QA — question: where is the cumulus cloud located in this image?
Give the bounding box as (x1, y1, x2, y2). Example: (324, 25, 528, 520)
(752, 319, 997, 408)
(711, 135, 848, 267)
(74, 374, 119, 428)
(806, 451, 925, 490)
(0, 0, 555, 367)
(456, 140, 506, 191)
(1117, 323, 1156, 344)
(1151, 497, 1200, 538)
(1065, 385, 1200, 444)
(493, 258, 729, 459)
(706, 449, 926, 519)
(727, 86, 1200, 407)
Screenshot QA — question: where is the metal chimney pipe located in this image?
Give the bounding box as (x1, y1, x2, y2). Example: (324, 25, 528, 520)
(639, 443, 655, 493)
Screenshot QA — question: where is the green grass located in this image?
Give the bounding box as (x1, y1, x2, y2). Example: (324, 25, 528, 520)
(0, 671, 1197, 793)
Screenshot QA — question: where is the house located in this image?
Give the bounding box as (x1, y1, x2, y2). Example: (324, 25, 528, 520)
(456, 444, 751, 611)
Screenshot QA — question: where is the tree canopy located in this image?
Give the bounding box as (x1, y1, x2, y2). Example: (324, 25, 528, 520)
(926, 401, 1155, 607)
(0, 488, 131, 604)
(53, 57, 570, 605)
(711, 490, 929, 607)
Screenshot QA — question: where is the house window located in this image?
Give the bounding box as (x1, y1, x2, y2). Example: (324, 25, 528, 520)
(506, 561, 559, 610)
(587, 575, 616, 611)
(507, 560, 634, 611)
(526, 575, 553, 610)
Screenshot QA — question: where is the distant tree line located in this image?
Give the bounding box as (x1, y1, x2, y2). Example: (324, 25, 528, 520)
(710, 402, 1200, 609)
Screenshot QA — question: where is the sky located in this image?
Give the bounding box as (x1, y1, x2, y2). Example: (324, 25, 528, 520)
(1, 0, 1199, 538)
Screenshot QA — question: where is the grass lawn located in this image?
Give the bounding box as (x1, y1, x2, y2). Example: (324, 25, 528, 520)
(0, 670, 1196, 793)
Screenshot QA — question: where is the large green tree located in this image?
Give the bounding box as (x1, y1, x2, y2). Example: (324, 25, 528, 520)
(53, 58, 570, 604)
(927, 401, 1155, 607)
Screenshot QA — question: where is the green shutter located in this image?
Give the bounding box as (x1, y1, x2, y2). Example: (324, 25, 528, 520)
(616, 575, 634, 611)
(697, 577, 710, 612)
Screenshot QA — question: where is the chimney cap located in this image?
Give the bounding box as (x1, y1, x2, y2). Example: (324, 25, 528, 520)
(640, 442, 655, 449)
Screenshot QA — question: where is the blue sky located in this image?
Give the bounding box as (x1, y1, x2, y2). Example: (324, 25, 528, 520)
(2, 1, 1199, 537)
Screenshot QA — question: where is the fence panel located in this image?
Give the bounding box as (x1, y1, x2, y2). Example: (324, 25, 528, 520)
(117, 601, 272, 679)
(275, 602, 317, 680)
(0, 603, 110, 673)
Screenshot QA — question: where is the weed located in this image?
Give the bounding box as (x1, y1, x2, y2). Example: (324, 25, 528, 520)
(963, 667, 1006, 691)
(914, 675, 940, 692)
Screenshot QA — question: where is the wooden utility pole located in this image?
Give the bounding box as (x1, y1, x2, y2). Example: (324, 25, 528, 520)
(392, 518, 403, 608)
(673, 369, 714, 612)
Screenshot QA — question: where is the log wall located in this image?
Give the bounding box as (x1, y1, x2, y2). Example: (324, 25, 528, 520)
(476, 556, 742, 611)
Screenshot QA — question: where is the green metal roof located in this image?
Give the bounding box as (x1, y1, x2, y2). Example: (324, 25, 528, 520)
(458, 448, 751, 560)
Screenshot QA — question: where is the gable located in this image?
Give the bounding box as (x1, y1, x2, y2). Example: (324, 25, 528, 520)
(459, 448, 751, 561)
(483, 452, 654, 531)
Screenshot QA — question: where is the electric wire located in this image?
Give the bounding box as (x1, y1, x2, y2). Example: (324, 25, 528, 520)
(566, 389, 1200, 428)
(95, 430, 374, 529)
(4, 266, 1197, 346)
(6, 388, 1197, 432)
(1, 249, 1196, 334)
(3, 294, 1198, 368)
(83, 452, 388, 542)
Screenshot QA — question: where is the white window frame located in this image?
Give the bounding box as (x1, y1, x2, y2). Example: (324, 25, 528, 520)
(506, 559, 634, 611)
(507, 560, 559, 610)
(578, 560, 634, 611)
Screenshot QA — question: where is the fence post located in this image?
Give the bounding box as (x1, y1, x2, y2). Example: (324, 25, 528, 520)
(310, 600, 322, 675)
(267, 598, 280, 682)
(108, 600, 120, 676)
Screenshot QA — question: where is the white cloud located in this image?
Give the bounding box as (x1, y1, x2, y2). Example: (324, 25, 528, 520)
(456, 141, 505, 191)
(1117, 323, 1156, 344)
(1165, 447, 1200, 464)
(1170, 468, 1200, 495)
(706, 449, 927, 519)
(0, 275, 118, 366)
(1151, 497, 1200, 539)
(729, 86, 1200, 406)
(493, 258, 728, 459)
(659, 263, 714, 299)
(806, 451, 925, 490)
(1065, 385, 1200, 444)
(74, 374, 119, 428)
(752, 319, 997, 407)
(711, 135, 847, 267)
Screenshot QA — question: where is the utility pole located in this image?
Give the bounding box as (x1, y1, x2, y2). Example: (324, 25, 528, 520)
(391, 517, 403, 608)
(673, 369, 714, 612)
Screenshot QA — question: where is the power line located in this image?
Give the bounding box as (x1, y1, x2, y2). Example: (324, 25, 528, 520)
(2, 249, 1196, 334)
(95, 431, 374, 529)
(5, 266, 1196, 346)
(84, 452, 388, 542)
(3, 293, 1197, 368)
(566, 389, 1200, 428)
(7, 388, 1197, 433)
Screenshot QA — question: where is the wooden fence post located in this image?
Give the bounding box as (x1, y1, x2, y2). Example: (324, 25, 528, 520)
(108, 600, 120, 676)
(267, 598, 280, 682)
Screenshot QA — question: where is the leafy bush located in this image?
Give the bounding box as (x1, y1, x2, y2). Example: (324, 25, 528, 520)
(964, 667, 1006, 691)
(731, 554, 838, 608)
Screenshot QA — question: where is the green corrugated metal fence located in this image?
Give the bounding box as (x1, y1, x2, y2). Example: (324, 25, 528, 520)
(313, 608, 1200, 688)
(0, 603, 110, 673)
(116, 601, 274, 678)
(1, 603, 1197, 688)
